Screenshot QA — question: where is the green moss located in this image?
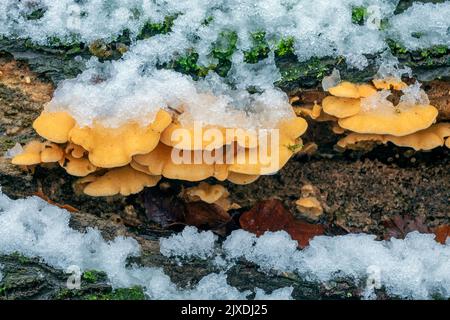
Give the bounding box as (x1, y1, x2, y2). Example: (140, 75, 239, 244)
(137, 15, 177, 40)
(351, 6, 367, 25)
(174, 52, 201, 74)
(54, 288, 81, 300)
(10, 252, 31, 265)
(286, 142, 303, 153)
(82, 270, 107, 284)
(387, 39, 409, 55)
(212, 30, 238, 60)
(85, 286, 145, 300)
(26, 8, 46, 21)
(0, 137, 16, 153)
(211, 30, 238, 76)
(202, 16, 214, 26)
(275, 37, 295, 58)
(420, 45, 448, 58)
(0, 286, 7, 297)
(88, 40, 113, 58)
(243, 31, 270, 64)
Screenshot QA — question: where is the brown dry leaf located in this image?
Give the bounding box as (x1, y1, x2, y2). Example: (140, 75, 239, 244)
(184, 202, 231, 230)
(434, 225, 450, 244)
(383, 215, 430, 240)
(143, 188, 185, 227)
(34, 191, 79, 213)
(239, 199, 325, 248)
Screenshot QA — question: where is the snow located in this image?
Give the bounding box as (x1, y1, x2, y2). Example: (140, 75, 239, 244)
(0, 189, 290, 300)
(254, 287, 294, 300)
(163, 228, 450, 300)
(321, 68, 341, 91)
(360, 89, 393, 112)
(160, 226, 217, 260)
(400, 81, 430, 106)
(1, 189, 449, 300)
(1, 1, 448, 128)
(389, 2, 450, 50)
(3, 143, 24, 159)
(375, 51, 412, 80)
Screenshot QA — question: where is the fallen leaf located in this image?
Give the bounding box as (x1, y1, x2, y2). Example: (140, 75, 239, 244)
(143, 188, 231, 233)
(383, 215, 430, 240)
(239, 199, 325, 248)
(184, 201, 231, 230)
(34, 191, 79, 213)
(143, 188, 184, 227)
(434, 225, 450, 244)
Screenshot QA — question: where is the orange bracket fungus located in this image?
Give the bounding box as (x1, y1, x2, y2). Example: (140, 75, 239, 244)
(12, 65, 444, 199)
(321, 73, 443, 152)
(12, 140, 63, 166)
(338, 123, 450, 151)
(80, 166, 161, 197)
(33, 111, 76, 143)
(14, 95, 307, 196)
(69, 109, 172, 168)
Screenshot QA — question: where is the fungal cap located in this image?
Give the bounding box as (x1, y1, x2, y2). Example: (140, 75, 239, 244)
(328, 81, 360, 98)
(12, 141, 63, 165)
(387, 123, 450, 151)
(227, 172, 259, 185)
(278, 117, 308, 139)
(11, 141, 43, 165)
(372, 78, 407, 91)
(337, 133, 385, 149)
(161, 123, 258, 150)
(163, 160, 215, 181)
(331, 123, 345, 134)
(65, 143, 86, 159)
(338, 105, 438, 136)
(213, 163, 229, 181)
(293, 103, 322, 120)
(33, 111, 75, 143)
(186, 182, 229, 204)
(160, 123, 228, 150)
(130, 160, 153, 175)
(133, 143, 171, 175)
(229, 118, 306, 175)
(150, 109, 172, 132)
(357, 84, 377, 98)
(69, 109, 171, 168)
(322, 96, 361, 118)
(295, 197, 323, 218)
(40, 142, 64, 163)
(59, 155, 97, 177)
(83, 166, 161, 197)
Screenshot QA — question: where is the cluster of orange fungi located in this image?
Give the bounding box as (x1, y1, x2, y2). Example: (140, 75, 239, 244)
(12, 77, 449, 197)
(295, 78, 450, 152)
(12, 107, 307, 196)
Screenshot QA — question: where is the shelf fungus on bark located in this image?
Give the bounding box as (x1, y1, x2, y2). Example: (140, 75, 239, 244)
(80, 165, 161, 197)
(33, 111, 76, 143)
(337, 123, 450, 151)
(59, 154, 97, 177)
(182, 182, 239, 211)
(12, 140, 64, 166)
(69, 109, 172, 168)
(321, 77, 444, 151)
(13, 101, 307, 196)
(295, 197, 323, 220)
